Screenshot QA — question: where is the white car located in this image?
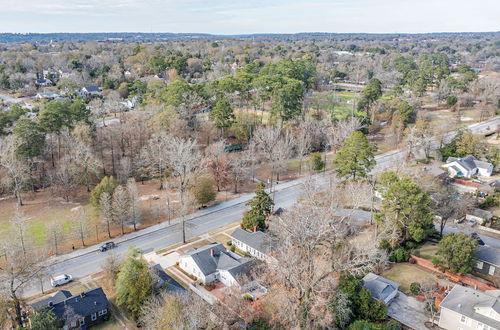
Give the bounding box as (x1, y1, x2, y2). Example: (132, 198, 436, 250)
(50, 274, 73, 287)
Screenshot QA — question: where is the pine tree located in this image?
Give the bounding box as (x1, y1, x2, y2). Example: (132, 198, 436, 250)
(209, 96, 235, 134)
(241, 182, 274, 231)
(333, 131, 375, 180)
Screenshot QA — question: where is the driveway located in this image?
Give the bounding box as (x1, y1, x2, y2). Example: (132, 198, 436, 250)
(388, 292, 429, 330)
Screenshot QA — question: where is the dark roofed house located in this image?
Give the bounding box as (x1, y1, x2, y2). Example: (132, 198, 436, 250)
(438, 284, 500, 330)
(362, 272, 400, 304)
(179, 243, 253, 287)
(466, 208, 493, 225)
(150, 264, 186, 293)
(231, 228, 275, 261)
(475, 246, 500, 281)
(30, 287, 109, 329)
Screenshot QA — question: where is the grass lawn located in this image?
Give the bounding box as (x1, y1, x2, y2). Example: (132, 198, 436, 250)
(383, 264, 438, 294)
(415, 242, 439, 260)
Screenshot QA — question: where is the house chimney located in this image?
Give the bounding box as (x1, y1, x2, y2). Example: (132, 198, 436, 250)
(48, 301, 53, 307)
(80, 292, 85, 298)
(94, 301, 97, 305)
(210, 248, 214, 257)
(253, 226, 257, 232)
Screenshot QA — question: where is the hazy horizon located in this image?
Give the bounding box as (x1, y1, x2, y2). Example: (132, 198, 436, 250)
(1, 0, 499, 34)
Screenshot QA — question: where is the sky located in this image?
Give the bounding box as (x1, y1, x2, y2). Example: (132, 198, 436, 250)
(0, 0, 498, 34)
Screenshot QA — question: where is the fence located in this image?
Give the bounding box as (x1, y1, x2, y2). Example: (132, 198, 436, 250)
(410, 254, 497, 291)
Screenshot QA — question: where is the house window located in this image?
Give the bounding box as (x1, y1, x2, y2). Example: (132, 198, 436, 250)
(91, 313, 97, 321)
(79, 319, 85, 326)
(477, 261, 484, 269)
(488, 266, 495, 275)
(460, 315, 468, 324)
(98, 309, 107, 316)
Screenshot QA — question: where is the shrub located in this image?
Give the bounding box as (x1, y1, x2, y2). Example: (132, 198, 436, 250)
(384, 320, 402, 330)
(389, 248, 409, 263)
(348, 320, 376, 330)
(379, 239, 391, 250)
(192, 177, 216, 206)
(227, 241, 232, 246)
(230, 245, 236, 252)
(410, 282, 421, 295)
(310, 152, 325, 171)
(405, 241, 417, 249)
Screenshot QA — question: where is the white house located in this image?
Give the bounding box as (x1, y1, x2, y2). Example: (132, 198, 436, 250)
(36, 91, 60, 100)
(443, 156, 493, 178)
(231, 228, 275, 262)
(438, 284, 500, 330)
(362, 272, 400, 304)
(81, 86, 102, 96)
(179, 243, 252, 287)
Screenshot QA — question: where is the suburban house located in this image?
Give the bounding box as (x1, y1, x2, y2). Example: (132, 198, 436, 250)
(81, 86, 102, 96)
(179, 243, 253, 287)
(30, 287, 109, 329)
(438, 284, 500, 330)
(475, 246, 500, 280)
(362, 272, 400, 304)
(443, 156, 494, 178)
(231, 228, 275, 261)
(150, 264, 185, 293)
(35, 78, 53, 87)
(36, 91, 60, 100)
(466, 208, 494, 225)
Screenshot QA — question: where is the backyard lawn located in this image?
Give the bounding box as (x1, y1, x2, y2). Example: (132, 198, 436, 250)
(383, 264, 438, 294)
(415, 242, 439, 260)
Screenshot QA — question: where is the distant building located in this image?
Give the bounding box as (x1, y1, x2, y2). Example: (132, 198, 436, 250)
(438, 284, 500, 330)
(443, 156, 493, 178)
(36, 91, 60, 100)
(35, 78, 53, 87)
(362, 272, 400, 304)
(179, 243, 253, 287)
(466, 208, 493, 225)
(81, 86, 102, 97)
(30, 288, 109, 329)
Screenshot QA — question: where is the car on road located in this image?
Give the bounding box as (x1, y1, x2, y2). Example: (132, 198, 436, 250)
(471, 233, 485, 246)
(50, 274, 73, 287)
(100, 241, 116, 252)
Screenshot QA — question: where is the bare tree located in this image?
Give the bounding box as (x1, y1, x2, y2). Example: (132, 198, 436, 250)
(10, 206, 30, 256)
(127, 178, 142, 231)
(0, 135, 28, 205)
(72, 208, 90, 247)
(69, 138, 101, 192)
(100, 192, 114, 238)
(112, 185, 130, 235)
(46, 221, 64, 255)
(165, 136, 201, 243)
(204, 140, 231, 192)
(143, 132, 170, 189)
(51, 159, 77, 202)
(295, 119, 313, 175)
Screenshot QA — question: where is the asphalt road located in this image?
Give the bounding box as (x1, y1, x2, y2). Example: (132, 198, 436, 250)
(0, 92, 33, 104)
(22, 116, 500, 298)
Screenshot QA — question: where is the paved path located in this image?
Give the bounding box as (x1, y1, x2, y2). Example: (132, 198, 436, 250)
(21, 116, 500, 298)
(0, 92, 33, 104)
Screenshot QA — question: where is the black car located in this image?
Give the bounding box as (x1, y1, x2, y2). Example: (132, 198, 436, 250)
(471, 233, 485, 246)
(100, 242, 116, 252)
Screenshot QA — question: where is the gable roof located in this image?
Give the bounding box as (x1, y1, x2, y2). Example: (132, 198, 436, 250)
(362, 272, 400, 301)
(31, 290, 72, 309)
(150, 264, 185, 293)
(476, 246, 500, 267)
(31, 288, 109, 320)
(83, 86, 101, 92)
(231, 228, 274, 254)
(468, 208, 493, 220)
(446, 156, 493, 172)
(181, 243, 252, 277)
(440, 285, 500, 330)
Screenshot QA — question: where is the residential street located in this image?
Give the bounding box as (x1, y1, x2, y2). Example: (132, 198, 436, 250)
(22, 116, 500, 298)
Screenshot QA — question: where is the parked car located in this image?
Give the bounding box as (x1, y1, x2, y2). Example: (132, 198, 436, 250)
(51, 274, 73, 287)
(471, 233, 485, 245)
(100, 242, 116, 252)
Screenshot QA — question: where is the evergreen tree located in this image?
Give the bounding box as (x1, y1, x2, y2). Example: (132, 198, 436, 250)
(333, 131, 375, 180)
(209, 96, 235, 134)
(29, 309, 63, 330)
(115, 248, 153, 320)
(432, 232, 478, 273)
(241, 182, 274, 231)
(90, 176, 119, 207)
(192, 177, 216, 206)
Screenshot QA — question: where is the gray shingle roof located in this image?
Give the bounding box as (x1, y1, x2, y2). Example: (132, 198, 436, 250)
(83, 86, 101, 92)
(476, 246, 500, 267)
(447, 156, 493, 172)
(150, 264, 185, 293)
(440, 285, 500, 330)
(231, 228, 274, 254)
(182, 243, 252, 277)
(31, 290, 72, 309)
(362, 272, 400, 301)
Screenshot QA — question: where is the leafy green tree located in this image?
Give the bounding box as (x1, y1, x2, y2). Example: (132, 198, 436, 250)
(209, 96, 235, 134)
(159, 80, 191, 106)
(446, 95, 457, 108)
(358, 287, 387, 321)
(432, 232, 478, 274)
(455, 130, 485, 158)
(333, 131, 375, 180)
(375, 172, 434, 247)
(69, 97, 91, 124)
(384, 320, 402, 330)
(192, 177, 216, 206)
(90, 176, 119, 207)
(348, 320, 376, 330)
(13, 118, 45, 159)
(310, 152, 325, 171)
(358, 78, 382, 112)
(271, 76, 305, 121)
(241, 182, 273, 231)
(393, 100, 415, 126)
(29, 309, 63, 330)
(115, 248, 153, 320)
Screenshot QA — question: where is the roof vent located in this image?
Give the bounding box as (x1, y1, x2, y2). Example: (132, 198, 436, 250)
(94, 301, 97, 305)
(210, 248, 214, 257)
(48, 301, 53, 307)
(80, 292, 85, 298)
